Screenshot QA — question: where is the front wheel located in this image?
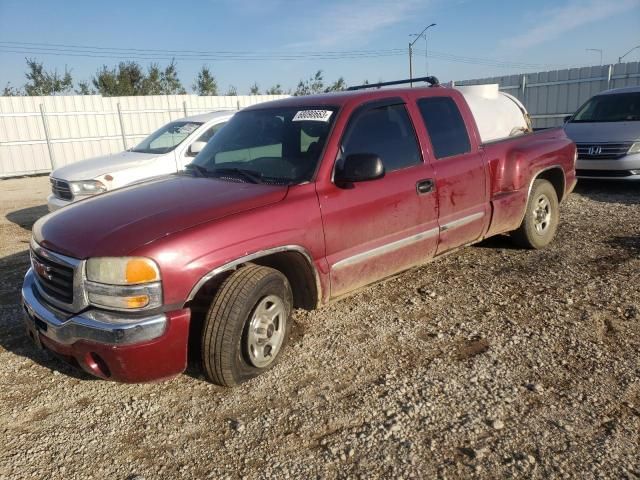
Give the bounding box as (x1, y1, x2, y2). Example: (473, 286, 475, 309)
(201, 264, 293, 386)
(511, 179, 559, 249)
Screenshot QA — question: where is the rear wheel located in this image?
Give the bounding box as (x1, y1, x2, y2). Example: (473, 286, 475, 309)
(201, 264, 293, 386)
(511, 179, 559, 249)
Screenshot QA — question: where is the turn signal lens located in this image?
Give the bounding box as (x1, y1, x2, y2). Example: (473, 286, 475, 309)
(126, 259, 159, 284)
(125, 295, 150, 308)
(87, 292, 151, 309)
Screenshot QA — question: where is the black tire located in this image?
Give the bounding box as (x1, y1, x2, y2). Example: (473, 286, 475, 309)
(201, 264, 293, 386)
(511, 179, 559, 249)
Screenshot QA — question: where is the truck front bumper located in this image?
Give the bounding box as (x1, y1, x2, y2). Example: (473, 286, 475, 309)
(21, 269, 190, 382)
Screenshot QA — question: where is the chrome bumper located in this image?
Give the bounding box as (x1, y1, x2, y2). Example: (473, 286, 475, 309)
(47, 194, 72, 212)
(22, 269, 167, 346)
(576, 153, 640, 180)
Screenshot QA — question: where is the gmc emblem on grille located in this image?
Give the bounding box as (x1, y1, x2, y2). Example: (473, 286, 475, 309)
(587, 146, 602, 155)
(32, 258, 53, 281)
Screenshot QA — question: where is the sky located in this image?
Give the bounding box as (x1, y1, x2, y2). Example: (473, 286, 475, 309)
(0, 0, 639, 94)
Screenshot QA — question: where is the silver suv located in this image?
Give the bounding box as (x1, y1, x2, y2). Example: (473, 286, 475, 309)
(564, 86, 640, 180)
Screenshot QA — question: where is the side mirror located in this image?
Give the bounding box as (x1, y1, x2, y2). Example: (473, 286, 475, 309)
(189, 141, 207, 156)
(335, 153, 385, 184)
(563, 115, 572, 124)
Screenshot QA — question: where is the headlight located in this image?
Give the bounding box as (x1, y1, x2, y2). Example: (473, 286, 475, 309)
(85, 257, 162, 310)
(70, 180, 106, 196)
(628, 142, 640, 154)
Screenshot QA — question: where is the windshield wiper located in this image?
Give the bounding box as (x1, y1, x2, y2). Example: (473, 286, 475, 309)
(184, 163, 211, 177)
(209, 167, 263, 184)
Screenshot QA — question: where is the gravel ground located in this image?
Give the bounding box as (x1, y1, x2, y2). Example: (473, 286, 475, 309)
(0, 175, 639, 480)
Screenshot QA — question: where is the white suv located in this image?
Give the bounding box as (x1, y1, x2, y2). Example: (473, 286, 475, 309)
(48, 111, 233, 211)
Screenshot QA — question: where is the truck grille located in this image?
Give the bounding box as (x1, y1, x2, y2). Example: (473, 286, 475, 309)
(51, 178, 73, 201)
(576, 143, 633, 160)
(31, 248, 75, 304)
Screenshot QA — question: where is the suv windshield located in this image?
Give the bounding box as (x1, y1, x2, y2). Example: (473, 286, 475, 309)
(572, 92, 640, 123)
(188, 107, 337, 185)
(131, 121, 203, 154)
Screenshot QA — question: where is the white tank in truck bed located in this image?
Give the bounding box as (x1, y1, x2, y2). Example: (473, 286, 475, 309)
(455, 84, 532, 143)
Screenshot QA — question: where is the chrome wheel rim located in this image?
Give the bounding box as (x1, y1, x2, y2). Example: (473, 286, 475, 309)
(533, 194, 552, 235)
(246, 295, 286, 368)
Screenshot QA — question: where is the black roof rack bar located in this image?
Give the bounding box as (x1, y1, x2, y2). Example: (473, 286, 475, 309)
(347, 76, 440, 91)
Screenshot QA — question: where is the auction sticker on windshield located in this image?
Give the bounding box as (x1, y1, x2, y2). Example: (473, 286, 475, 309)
(292, 110, 333, 122)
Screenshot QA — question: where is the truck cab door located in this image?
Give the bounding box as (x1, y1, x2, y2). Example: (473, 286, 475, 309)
(415, 96, 489, 254)
(316, 99, 439, 298)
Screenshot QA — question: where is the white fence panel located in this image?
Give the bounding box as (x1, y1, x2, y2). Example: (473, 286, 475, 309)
(0, 94, 288, 178)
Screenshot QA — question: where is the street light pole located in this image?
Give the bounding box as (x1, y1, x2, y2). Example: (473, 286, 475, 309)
(618, 45, 640, 63)
(409, 41, 413, 86)
(409, 23, 436, 87)
(586, 48, 603, 65)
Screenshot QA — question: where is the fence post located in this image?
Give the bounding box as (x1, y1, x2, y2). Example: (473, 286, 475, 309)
(520, 74, 527, 98)
(237, 100, 241, 111)
(116, 103, 127, 150)
(183, 100, 188, 117)
(39, 103, 56, 170)
(606, 64, 613, 89)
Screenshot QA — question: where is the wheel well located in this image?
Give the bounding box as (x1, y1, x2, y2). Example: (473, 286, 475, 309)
(250, 251, 318, 310)
(536, 168, 565, 201)
(185, 251, 318, 365)
(189, 251, 318, 313)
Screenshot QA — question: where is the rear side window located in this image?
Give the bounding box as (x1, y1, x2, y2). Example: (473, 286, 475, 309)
(197, 122, 227, 143)
(418, 97, 471, 159)
(341, 104, 421, 172)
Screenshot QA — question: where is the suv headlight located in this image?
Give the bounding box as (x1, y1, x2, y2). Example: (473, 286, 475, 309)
(628, 142, 640, 154)
(85, 257, 162, 310)
(70, 180, 106, 196)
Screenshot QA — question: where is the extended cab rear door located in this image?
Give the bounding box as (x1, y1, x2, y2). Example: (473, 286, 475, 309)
(316, 97, 439, 298)
(414, 93, 489, 254)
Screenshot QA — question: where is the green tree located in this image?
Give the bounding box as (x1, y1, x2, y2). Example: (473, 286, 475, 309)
(2, 82, 22, 96)
(325, 77, 347, 92)
(294, 70, 324, 96)
(225, 85, 238, 96)
(160, 59, 186, 94)
(249, 82, 260, 95)
(265, 84, 284, 95)
(142, 64, 163, 95)
(75, 80, 94, 95)
(193, 65, 218, 95)
(92, 61, 146, 96)
(24, 58, 73, 96)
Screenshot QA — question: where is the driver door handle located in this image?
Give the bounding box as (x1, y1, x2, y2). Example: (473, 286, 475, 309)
(416, 179, 435, 195)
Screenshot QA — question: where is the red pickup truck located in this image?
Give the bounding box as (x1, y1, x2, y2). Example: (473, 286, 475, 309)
(22, 78, 577, 386)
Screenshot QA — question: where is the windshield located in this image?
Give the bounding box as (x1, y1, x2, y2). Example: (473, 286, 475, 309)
(571, 92, 640, 123)
(188, 107, 337, 185)
(131, 121, 203, 154)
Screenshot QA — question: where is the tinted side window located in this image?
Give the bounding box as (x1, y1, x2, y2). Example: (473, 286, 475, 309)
(197, 122, 227, 143)
(417, 97, 471, 159)
(342, 104, 421, 172)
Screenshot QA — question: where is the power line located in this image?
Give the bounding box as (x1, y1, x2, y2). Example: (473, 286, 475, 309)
(0, 41, 407, 58)
(0, 40, 570, 69)
(0, 47, 407, 61)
